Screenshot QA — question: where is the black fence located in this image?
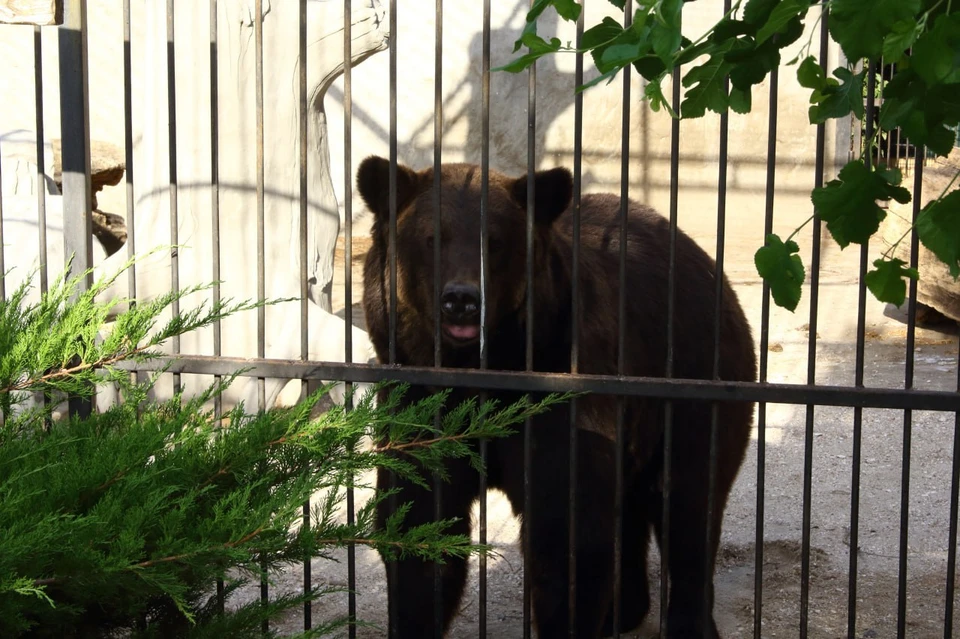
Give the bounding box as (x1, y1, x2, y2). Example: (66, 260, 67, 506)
(4, 0, 959, 637)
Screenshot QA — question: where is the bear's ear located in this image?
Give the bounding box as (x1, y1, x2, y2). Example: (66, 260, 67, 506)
(356, 155, 421, 221)
(510, 167, 573, 226)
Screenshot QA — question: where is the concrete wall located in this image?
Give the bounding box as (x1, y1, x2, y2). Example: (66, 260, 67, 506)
(1, 0, 849, 286)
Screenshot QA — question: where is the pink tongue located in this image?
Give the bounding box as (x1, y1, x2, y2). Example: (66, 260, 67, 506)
(445, 324, 480, 340)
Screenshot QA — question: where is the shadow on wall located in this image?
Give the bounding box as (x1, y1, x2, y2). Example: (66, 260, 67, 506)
(326, 0, 827, 212)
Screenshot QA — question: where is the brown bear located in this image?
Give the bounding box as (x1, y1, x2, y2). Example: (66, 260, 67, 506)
(357, 156, 757, 638)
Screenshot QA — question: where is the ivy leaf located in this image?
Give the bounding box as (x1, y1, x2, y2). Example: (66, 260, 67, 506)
(811, 161, 911, 249)
(865, 258, 919, 307)
(916, 190, 960, 278)
(755, 0, 812, 45)
(829, 0, 921, 61)
(755, 234, 805, 312)
(882, 19, 922, 64)
(808, 67, 866, 124)
(911, 13, 960, 86)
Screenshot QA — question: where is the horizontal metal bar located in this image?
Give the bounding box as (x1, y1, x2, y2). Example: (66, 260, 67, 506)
(113, 355, 960, 412)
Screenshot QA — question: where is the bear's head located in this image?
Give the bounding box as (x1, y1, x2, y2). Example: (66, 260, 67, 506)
(357, 156, 572, 353)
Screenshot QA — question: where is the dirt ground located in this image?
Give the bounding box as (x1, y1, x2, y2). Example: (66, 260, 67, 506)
(245, 221, 960, 638)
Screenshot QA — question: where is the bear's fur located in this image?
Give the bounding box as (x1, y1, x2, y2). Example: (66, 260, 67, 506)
(358, 156, 757, 638)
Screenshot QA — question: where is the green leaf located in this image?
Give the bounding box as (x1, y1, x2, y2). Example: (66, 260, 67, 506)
(729, 86, 752, 113)
(880, 70, 960, 156)
(601, 41, 645, 68)
(607, 0, 626, 9)
(808, 67, 866, 124)
(681, 41, 736, 118)
(584, 16, 650, 75)
(882, 19, 921, 63)
(755, 234, 805, 312)
(811, 161, 911, 249)
(712, 18, 753, 43)
(633, 55, 668, 82)
(525, 0, 582, 23)
(743, 0, 780, 26)
(755, 0, 812, 45)
(582, 16, 624, 50)
(514, 1, 582, 52)
(644, 79, 678, 117)
(829, 0, 921, 61)
(651, 0, 684, 64)
(727, 34, 791, 90)
(865, 258, 919, 307)
(550, 0, 583, 22)
(796, 56, 825, 90)
(916, 190, 960, 278)
(911, 13, 960, 86)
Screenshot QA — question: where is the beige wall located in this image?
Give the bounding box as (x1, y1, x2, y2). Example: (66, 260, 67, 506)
(2, 0, 850, 283)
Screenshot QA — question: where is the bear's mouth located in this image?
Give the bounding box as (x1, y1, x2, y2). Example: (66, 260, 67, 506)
(442, 323, 480, 345)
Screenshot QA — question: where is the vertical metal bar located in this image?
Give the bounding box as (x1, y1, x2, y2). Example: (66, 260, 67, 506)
(59, 0, 93, 419)
(847, 60, 876, 638)
(431, 1, 444, 636)
(341, 1, 358, 634)
(945, 355, 960, 638)
(209, 0, 225, 614)
(252, 0, 268, 629)
(525, 21, 538, 632)
(123, 0, 137, 304)
(706, 1, 732, 631)
(59, 0, 93, 290)
(897, 146, 923, 639)
(478, 1, 491, 634)
(0, 136, 4, 301)
(387, 0, 399, 635)
(613, 2, 632, 637)
(799, 11, 830, 637)
(387, 0, 398, 368)
(166, 0, 181, 396)
(33, 26, 48, 294)
(298, 0, 312, 630)
(660, 51, 682, 639)
(754, 63, 779, 639)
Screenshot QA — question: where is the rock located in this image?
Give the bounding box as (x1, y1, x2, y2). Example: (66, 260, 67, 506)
(91, 210, 127, 257)
(880, 147, 960, 323)
(51, 138, 125, 211)
(50, 138, 127, 255)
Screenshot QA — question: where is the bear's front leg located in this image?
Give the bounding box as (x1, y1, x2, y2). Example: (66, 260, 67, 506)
(375, 458, 480, 638)
(498, 427, 618, 638)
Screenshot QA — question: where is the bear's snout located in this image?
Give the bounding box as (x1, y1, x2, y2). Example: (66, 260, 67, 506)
(440, 281, 481, 343)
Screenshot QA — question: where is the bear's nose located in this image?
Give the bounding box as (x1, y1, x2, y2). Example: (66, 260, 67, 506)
(440, 282, 480, 320)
